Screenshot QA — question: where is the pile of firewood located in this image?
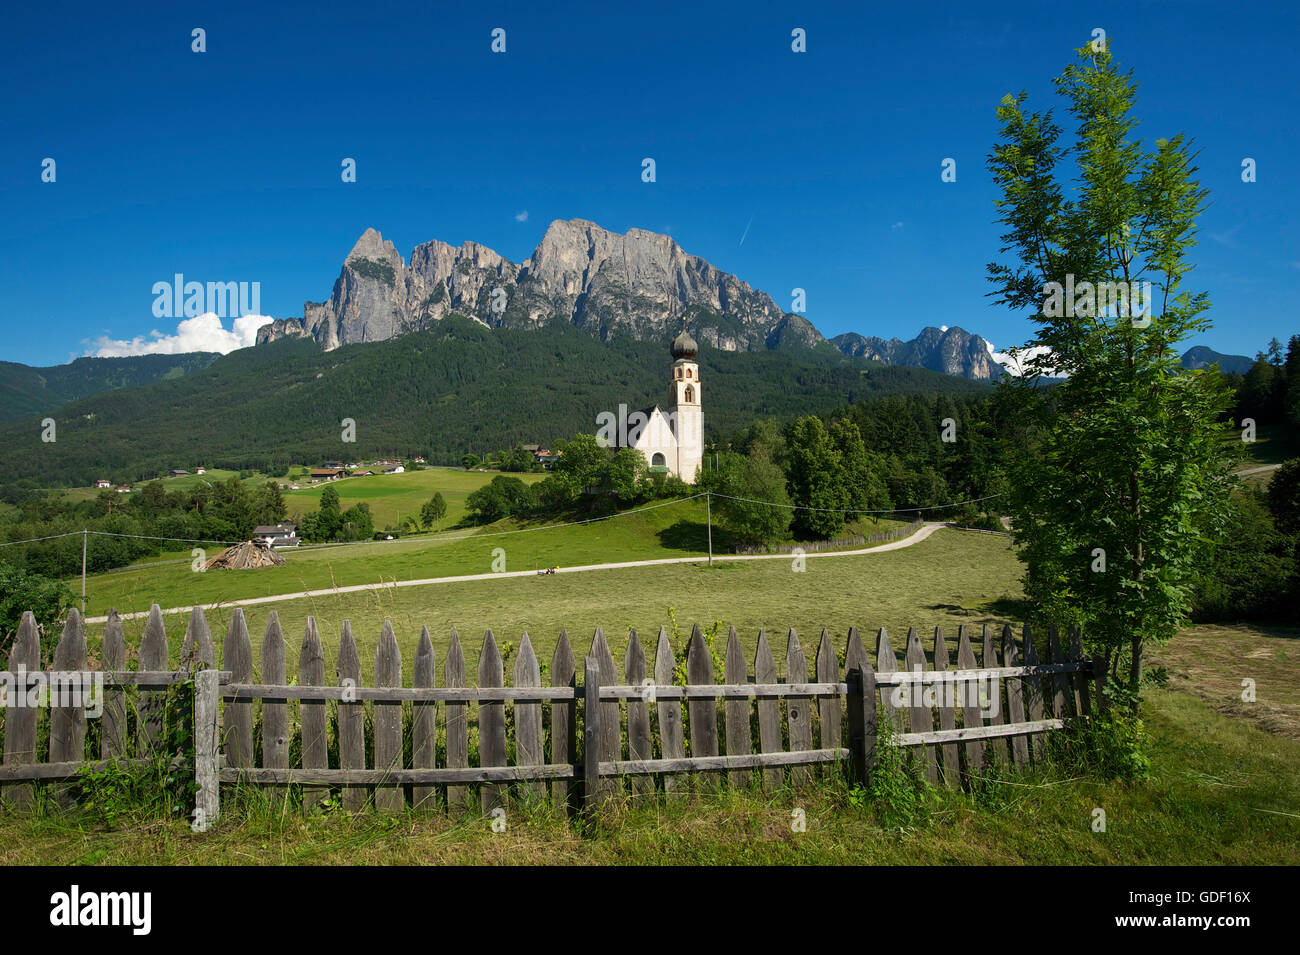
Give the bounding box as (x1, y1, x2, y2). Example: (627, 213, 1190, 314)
(203, 541, 286, 570)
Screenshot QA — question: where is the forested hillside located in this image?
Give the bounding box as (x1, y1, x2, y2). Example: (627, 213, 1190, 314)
(0, 314, 987, 488)
(0, 352, 218, 421)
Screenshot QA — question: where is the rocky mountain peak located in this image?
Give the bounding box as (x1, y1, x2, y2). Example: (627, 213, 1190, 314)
(254, 219, 1002, 379)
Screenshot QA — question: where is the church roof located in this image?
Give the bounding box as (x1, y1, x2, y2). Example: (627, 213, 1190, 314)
(671, 328, 698, 359)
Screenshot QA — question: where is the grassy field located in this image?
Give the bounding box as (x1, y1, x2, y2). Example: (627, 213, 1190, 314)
(1151, 623, 1299, 739)
(282, 467, 546, 529)
(73, 497, 911, 630)
(79, 525, 1004, 681)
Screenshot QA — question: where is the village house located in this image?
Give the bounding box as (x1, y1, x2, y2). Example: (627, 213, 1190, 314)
(95, 479, 111, 489)
(534, 449, 561, 469)
(195, 466, 207, 475)
(309, 467, 348, 483)
(115, 485, 132, 494)
(253, 522, 299, 548)
(170, 469, 189, 477)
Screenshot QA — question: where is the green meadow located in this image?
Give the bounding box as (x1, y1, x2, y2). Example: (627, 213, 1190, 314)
(281, 467, 547, 529)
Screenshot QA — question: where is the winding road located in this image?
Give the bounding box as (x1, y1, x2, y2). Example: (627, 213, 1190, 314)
(86, 521, 952, 624)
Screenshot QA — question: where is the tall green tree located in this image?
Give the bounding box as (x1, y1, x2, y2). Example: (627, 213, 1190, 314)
(784, 416, 849, 539)
(987, 40, 1235, 711)
(421, 491, 448, 531)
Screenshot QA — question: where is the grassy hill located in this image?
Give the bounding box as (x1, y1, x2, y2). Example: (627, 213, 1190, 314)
(0, 316, 988, 487)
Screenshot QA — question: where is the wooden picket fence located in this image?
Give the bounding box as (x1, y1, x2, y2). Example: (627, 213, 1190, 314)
(0, 604, 1096, 824)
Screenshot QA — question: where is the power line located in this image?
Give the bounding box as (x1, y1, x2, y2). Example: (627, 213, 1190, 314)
(0, 531, 83, 548)
(0, 493, 709, 553)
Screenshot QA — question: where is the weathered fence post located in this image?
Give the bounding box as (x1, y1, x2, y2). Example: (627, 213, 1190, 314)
(653, 628, 684, 798)
(590, 628, 620, 798)
(444, 629, 468, 812)
(844, 627, 876, 789)
(514, 632, 544, 803)
(412, 626, 438, 810)
(137, 605, 169, 756)
(101, 610, 128, 759)
(1047, 626, 1074, 719)
(374, 621, 405, 813)
(477, 629, 506, 813)
(549, 630, 577, 812)
(180, 605, 215, 671)
(299, 618, 329, 812)
(50, 609, 87, 807)
(1001, 625, 1030, 767)
(785, 629, 812, 787)
(933, 627, 960, 787)
(222, 609, 254, 774)
(724, 626, 752, 788)
(583, 655, 603, 817)
(876, 628, 902, 732)
(337, 621, 366, 812)
(754, 630, 784, 792)
(1068, 626, 1091, 717)
(687, 624, 719, 790)
(981, 624, 1010, 766)
(1, 612, 40, 810)
(194, 666, 220, 831)
(955, 625, 985, 780)
(904, 627, 938, 785)
(261, 612, 289, 772)
(1020, 624, 1047, 762)
(815, 629, 841, 779)
(623, 629, 653, 798)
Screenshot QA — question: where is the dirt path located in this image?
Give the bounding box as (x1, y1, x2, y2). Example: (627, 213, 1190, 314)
(86, 522, 950, 623)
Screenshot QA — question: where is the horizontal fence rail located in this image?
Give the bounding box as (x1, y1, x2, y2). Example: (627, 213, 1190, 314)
(1, 604, 1096, 825)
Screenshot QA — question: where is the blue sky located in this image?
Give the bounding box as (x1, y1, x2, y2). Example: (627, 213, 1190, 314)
(1, 0, 1296, 366)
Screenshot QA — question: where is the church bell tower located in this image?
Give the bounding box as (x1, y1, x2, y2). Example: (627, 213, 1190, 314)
(670, 327, 703, 483)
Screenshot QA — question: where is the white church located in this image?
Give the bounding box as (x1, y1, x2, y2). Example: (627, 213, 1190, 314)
(615, 328, 704, 483)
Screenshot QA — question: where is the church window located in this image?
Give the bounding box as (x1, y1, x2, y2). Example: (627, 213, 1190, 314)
(652, 452, 666, 466)
(684, 385, 694, 403)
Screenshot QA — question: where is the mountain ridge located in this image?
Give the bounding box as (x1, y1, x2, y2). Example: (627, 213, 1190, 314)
(257, 219, 1006, 377)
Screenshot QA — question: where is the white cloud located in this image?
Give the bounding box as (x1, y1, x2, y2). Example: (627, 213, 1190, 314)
(891, 221, 904, 230)
(515, 210, 529, 222)
(88, 313, 273, 357)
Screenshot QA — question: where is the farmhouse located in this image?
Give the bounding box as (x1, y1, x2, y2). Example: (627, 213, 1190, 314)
(95, 479, 111, 489)
(309, 468, 347, 483)
(170, 469, 188, 477)
(613, 329, 703, 483)
(254, 522, 299, 548)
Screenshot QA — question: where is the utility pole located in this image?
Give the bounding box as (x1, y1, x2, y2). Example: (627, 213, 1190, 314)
(81, 528, 87, 616)
(706, 491, 713, 567)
